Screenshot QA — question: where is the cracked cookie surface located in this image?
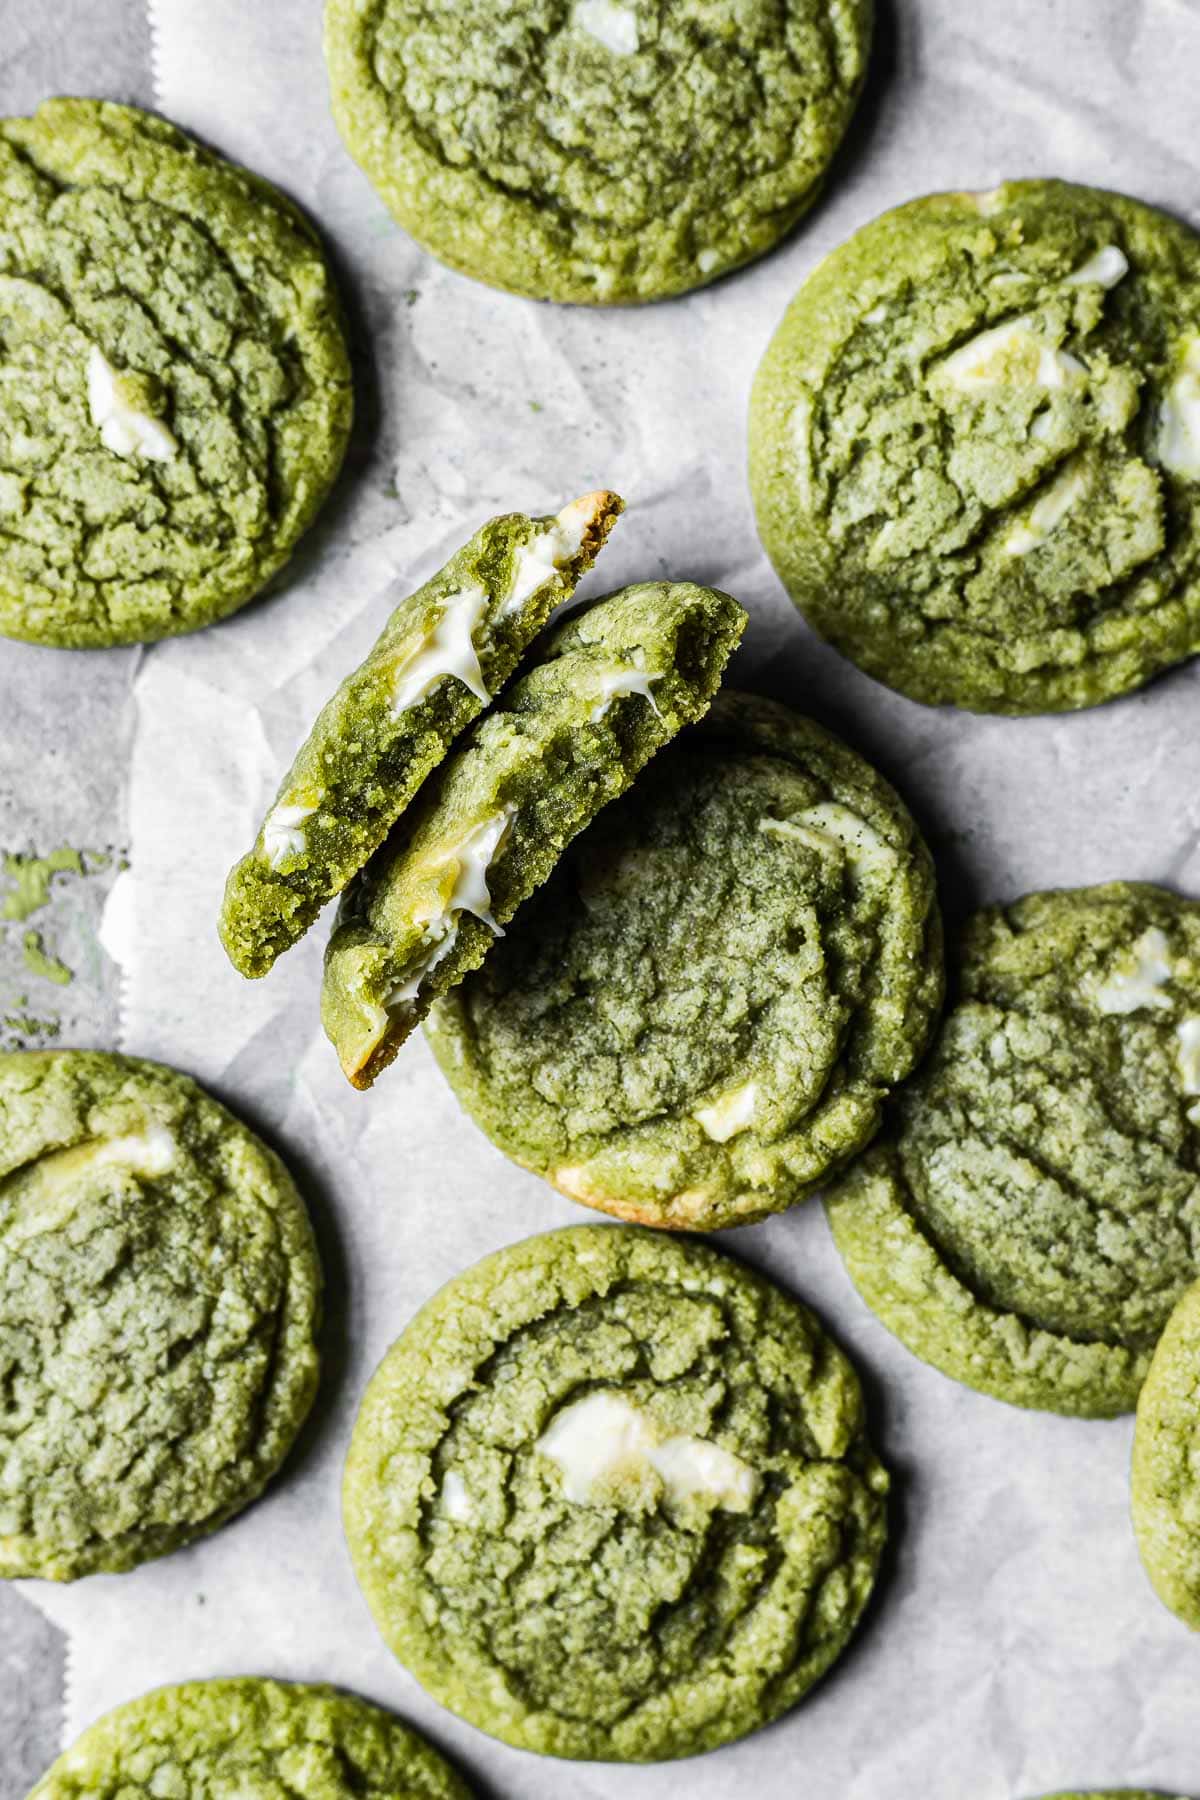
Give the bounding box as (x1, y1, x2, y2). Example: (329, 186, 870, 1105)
(750, 181, 1200, 712)
(343, 1224, 888, 1761)
(322, 580, 745, 1088)
(325, 0, 872, 303)
(0, 99, 351, 648)
(27, 1679, 471, 1800)
(0, 1051, 321, 1579)
(825, 883, 1200, 1416)
(427, 691, 942, 1230)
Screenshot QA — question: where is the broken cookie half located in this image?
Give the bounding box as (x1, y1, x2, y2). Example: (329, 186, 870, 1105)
(219, 492, 622, 977)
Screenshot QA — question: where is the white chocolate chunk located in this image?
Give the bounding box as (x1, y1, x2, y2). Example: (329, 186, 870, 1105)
(762, 805, 895, 880)
(262, 800, 318, 871)
(83, 1125, 177, 1181)
(391, 809, 515, 1006)
(7, 1125, 178, 1247)
(387, 923, 459, 1007)
(87, 346, 177, 462)
(573, 0, 639, 54)
(967, 186, 1008, 217)
(500, 500, 593, 618)
(441, 1471, 473, 1521)
(1086, 927, 1174, 1015)
(589, 656, 663, 721)
(536, 1391, 759, 1511)
(1066, 245, 1129, 289)
(931, 319, 1085, 396)
(1176, 1018, 1200, 1096)
(1156, 338, 1200, 481)
(694, 1082, 759, 1143)
(1004, 457, 1092, 556)
(392, 584, 489, 716)
(696, 248, 720, 275)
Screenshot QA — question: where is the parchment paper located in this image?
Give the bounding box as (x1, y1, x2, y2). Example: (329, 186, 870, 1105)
(20, 2, 1200, 1795)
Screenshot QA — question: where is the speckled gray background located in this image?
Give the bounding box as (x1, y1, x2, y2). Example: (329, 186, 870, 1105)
(0, 9, 152, 1794)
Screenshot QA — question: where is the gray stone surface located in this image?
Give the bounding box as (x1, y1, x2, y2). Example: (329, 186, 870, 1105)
(0, 13, 153, 1796)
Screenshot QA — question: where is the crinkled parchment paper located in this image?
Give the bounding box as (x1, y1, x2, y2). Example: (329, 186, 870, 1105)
(17, 1, 1200, 1796)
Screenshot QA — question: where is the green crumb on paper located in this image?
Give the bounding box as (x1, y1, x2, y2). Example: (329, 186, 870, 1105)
(529, 400, 543, 413)
(2, 845, 85, 920)
(22, 930, 73, 985)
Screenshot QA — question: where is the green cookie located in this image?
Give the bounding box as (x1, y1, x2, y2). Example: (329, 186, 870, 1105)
(1132, 1276, 1200, 1629)
(750, 180, 1200, 713)
(825, 884, 1200, 1417)
(322, 581, 745, 1087)
(427, 691, 942, 1231)
(324, 0, 872, 305)
(0, 99, 352, 648)
(26, 1679, 471, 1800)
(0, 1051, 320, 1579)
(343, 1224, 888, 1762)
(220, 492, 622, 977)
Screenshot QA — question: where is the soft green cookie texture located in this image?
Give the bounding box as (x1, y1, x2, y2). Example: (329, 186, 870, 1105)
(0, 98, 352, 648)
(219, 491, 622, 977)
(26, 1679, 472, 1800)
(749, 180, 1200, 713)
(322, 580, 746, 1087)
(0, 1051, 321, 1579)
(324, 0, 872, 305)
(343, 1224, 888, 1762)
(1132, 1276, 1200, 1628)
(825, 884, 1200, 1416)
(427, 691, 942, 1231)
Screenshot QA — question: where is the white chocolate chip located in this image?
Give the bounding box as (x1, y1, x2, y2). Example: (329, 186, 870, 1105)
(536, 1391, 759, 1511)
(11, 1125, 178, 1242)
(588, 655, 663, 721)
(441, 1471, 473, 1521)
(762, 804, 895, 883)
(1066, 245, 1129, 289)
(262, 800, 318, 871)
(390, 809, 516, 1006)
(392, 585, 490, 716)
(572, 0, 639, 54)
(694, 1082, 759, 1143)
(931, 319, 1085, 396)
(500, 499, 594, 618)
(87, 346, 177, 463)
(1156, 337, 1200, 481)
(1086, 927, 1174, 1015)
(1004, 456, 1092, 556)
(696, 248, 720, 275)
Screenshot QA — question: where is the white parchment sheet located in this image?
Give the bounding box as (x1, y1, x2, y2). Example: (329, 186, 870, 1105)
(22, 2, 1200, 1795)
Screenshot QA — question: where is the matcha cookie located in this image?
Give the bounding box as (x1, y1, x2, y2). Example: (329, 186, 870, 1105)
(323, 581, 745, 1087)
(427, 691, 942, 1230)
(1132, 1276, 1200, 1628)
(0, 99, 351, 648)
(325, 0, 872, 305)
(825, 884, 1200, 1417)
(344, 1224, 888, 1762)
(27, 1679, 471, 1800)
(750, 180, 1200, 713)
(220, 492, 622, 978)
(0, 1051, 320, 1579)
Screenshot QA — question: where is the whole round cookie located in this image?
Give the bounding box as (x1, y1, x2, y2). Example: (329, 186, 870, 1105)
(750, 180, 1200, 713)
(26, 1679, 471, 1800)
(825, 884, 1200, 1416)
(324, 0, 872, 305)
(344, 1224, 888, 1762)
(1132, 1276, 1200, 1628)
(322, 581, 745, 1088)
(0, 1051, 321, 1578)
(0, 99, 352, 648)
(426, 690, 943, 1231)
